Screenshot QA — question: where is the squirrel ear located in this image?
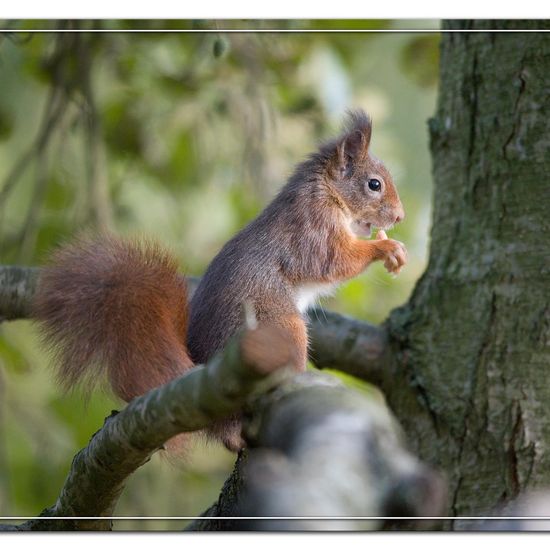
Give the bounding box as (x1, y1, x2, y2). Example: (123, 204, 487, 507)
(334, 110, 372, 175)
(342, 129, 367, 160)
(343, 110, 372, 157)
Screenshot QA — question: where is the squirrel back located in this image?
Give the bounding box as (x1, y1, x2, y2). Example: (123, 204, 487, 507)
(33, 234, 194, 402)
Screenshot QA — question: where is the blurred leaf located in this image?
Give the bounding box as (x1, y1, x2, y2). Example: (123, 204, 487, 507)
(213, 36, 229, 58)
(49, 391, 118, 448)
(103, 99, 143, 157)
(43, 175, 75, 212)
(321, 368, 387, 405)
(0, 333, 30, 374)
(5, 416, 70, 512)
(400, 35, 440, 87)
(165, 130, 199, 189)
(0, 106, 14, 141)
(227, 185, 262, 227)
(278, 87, 319, 115)
(33, 220, 74, 260)
(307, 19, 392, 31)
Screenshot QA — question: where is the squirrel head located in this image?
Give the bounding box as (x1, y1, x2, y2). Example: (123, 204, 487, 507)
(323, 110, 405, 237)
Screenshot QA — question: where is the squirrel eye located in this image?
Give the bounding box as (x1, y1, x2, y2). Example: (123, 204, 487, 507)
(367, 178, 382, 192)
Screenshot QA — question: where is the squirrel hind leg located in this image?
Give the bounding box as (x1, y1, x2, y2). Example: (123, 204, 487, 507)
(267, 313, 308, 372)
(205, 314, 308, 453)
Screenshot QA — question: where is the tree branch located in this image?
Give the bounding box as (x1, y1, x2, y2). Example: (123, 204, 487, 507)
(308, 308, 388, 386)
(188, 371, 446, 531)
(0, 325, 294, 531)
(0, 266, 39, 322)
(78, 31, 114, 231)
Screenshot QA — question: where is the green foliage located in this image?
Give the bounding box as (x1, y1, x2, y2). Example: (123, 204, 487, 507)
(213, 36, 229, 59)
(0, 21, 438, 523)
(321, 368, 386, 404)
(400, 35, 441, 87)
(0, 106, 14, 141)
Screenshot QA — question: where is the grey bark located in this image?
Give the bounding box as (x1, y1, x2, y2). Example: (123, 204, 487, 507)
(308, 308, 389, 386)
(0, 266, 39, 321)
(0, 346, 444, 531)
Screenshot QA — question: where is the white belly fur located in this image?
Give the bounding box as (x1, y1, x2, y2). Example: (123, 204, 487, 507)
(294, 282, 337, 314)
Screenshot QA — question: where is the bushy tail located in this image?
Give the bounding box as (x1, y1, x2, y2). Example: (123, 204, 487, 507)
(32, 234, 195, 402)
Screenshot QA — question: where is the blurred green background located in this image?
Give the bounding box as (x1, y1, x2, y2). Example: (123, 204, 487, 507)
(0, 20, 439, 529)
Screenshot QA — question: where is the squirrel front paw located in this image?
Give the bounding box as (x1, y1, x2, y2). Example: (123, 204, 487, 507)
(373, 230, 407, 274)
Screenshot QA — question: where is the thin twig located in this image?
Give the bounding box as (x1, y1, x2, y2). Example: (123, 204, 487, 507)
(0, 33, 73, 262)
(78, 31, 113, 231)
(0, 30, 72, 209)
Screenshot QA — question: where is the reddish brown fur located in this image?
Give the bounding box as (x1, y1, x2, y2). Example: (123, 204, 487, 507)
(33, 234, 194, 402)
(267, 313, 308, 370)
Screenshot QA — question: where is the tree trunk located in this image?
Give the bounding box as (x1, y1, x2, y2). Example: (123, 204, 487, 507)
(383, 20, 550, 523)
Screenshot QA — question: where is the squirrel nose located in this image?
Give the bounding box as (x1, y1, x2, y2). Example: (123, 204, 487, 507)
(395, 207, 405, 224)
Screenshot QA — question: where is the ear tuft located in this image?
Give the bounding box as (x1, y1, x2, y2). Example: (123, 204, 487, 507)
(342, 109, 372, 159)
(320, 109, 373, 178)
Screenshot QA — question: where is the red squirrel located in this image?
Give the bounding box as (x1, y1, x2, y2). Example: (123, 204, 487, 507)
(33, 110, 406, 451)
